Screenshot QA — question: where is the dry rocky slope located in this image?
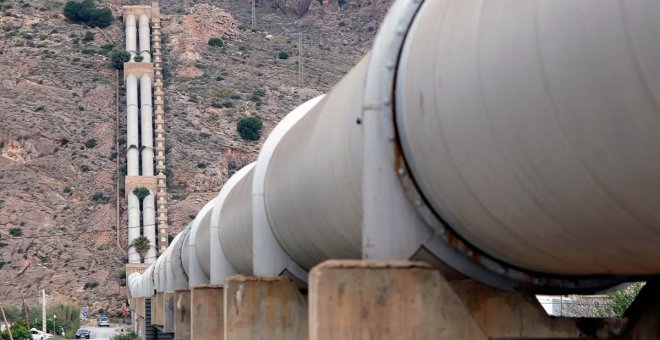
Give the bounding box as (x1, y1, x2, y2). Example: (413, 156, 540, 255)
(0, 0, 391, 314)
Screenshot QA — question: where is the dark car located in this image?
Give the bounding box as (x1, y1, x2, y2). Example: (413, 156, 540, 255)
(75, 328, 91, 339)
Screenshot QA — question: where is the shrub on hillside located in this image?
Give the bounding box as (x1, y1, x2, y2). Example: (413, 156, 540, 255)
(133, 55, 143, 62)
(8, 227, 22, 237)
(278, 51, 289, 59)
(83, 31, 95, 41)
(0, 320, 30, 340)
(63, 0, 113, 28)
(109, 48, 130, 69)
(132, 187, 150, 200)
(84, 138, 97, 148)
(208, 37, 224, 47)
(91, 191, 110, 203)
(237, 116, 263, 141)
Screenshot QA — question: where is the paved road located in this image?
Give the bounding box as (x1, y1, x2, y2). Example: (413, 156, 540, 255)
(85, 326, 131, 339)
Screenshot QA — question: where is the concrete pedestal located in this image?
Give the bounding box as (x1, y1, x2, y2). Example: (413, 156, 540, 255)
(191, 285, 224, 340)
(309, 260, 487, 340)
(152, 293, 163, 326)
(224, 275, 308, 340)
(175, 290, 191, 340)
(163, 291, 176, 333)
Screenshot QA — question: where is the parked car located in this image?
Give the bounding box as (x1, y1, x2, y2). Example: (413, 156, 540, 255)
(29, 328, 53, 340)
(75, 328, 91, 339)
(97, 316, 110, 327)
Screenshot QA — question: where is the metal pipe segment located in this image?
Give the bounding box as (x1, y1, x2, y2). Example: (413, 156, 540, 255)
(127, 193, 141, 264)
(262, 58, 367, 270)
(218, 163, 255, 274)
(191, 199, 217, 283)
(186, 199, 216, 286)
(126, 74, 140, 176)
(138, 15, 151, 63)
(129, 0, 660, 296)
(394, 0, 660, 276)
(143, 192, 157, 263)
(124, 14, 137, 61)
(140, 75, 154, 176)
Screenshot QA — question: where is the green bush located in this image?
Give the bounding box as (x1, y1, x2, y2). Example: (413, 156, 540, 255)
(133, 55, 143, 62)
(109, 48, 130, 69)
(132, 187, 150, 200)
(0, 320, 30, 340)
(63, 0, 113, 28)
(237, 116, 263, 141)
(83, 31, 95, 41)
(84, 138, 97, 148)
(111, 332, 140, 340)
(208, 37, 224, 47)
(91, 192, 109, 203)
(278, 51, 289, 59)
(8, 228, 22, 237)
(83, 282, 99, 290)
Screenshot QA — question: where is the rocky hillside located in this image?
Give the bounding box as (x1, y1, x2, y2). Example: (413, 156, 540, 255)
(0, 0, 391, 314)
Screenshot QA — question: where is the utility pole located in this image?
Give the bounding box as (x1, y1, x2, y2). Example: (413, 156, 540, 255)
(251, 0, 256, 29)
(21, 296, 30, 329)
(42, 290, 46, 335)
(298, 33, 303, 89)
(0, 305, 14, 340)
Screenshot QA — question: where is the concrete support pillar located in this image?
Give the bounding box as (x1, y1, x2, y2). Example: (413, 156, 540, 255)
(138, 14, 151, 62)
(125, 14, 137, 61)
(126, 74, 140, 176)
(309, 260, 487, 340)
(191, 285, 224, 340)
(163, 291, 176, 334)
(175, 290, 191, 340)
(152, 293, 163, 326)
(127, 192, 141, 263)
(143, 192, 157, 263)
(140, 74, 154, 176)
(224, 276, 308, 339)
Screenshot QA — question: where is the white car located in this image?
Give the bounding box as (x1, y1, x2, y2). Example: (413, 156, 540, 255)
(97, 316, 110, 327)
(29, 328, 53, 340)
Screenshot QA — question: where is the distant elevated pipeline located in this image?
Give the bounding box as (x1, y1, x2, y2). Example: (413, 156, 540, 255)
(129, 0, 660, 296)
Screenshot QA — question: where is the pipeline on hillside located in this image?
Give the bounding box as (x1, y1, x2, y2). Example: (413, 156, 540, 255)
(128, 0, 660, 296)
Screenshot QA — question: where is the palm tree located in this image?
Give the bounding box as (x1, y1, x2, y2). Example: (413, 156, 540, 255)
(130, 236, 151, 262)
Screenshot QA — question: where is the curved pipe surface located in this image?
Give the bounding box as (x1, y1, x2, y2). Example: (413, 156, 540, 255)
(193, 199, 216, 280)
(395, 0, 660, 276)
(125, 14, 137, 61)
(252, 97, 323, 278)
(186, 199, 216, 286)
(219, 163, 256, 274)
(138, 15, 151, 62)
(263, 58, 367, 270)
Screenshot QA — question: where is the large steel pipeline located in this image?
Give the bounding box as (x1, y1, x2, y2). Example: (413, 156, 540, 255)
(126, 71, 141, 264)
(218, 164, 255, 274)
(395, 0, 660, 275)
(125, 14, 137, 61)
(129, 0, 660, 297)
(138, 15, 151, 63)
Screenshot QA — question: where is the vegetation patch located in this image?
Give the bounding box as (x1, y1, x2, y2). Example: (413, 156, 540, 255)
(109, 49, 130, 69)
(63, 0, 113, 28)
(132, 187, 150, 200)
(237, 116, 263, 141)
(91, 191, 110, 203)
(8, 228, 22, 237)
(208, 37, 224, 47)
